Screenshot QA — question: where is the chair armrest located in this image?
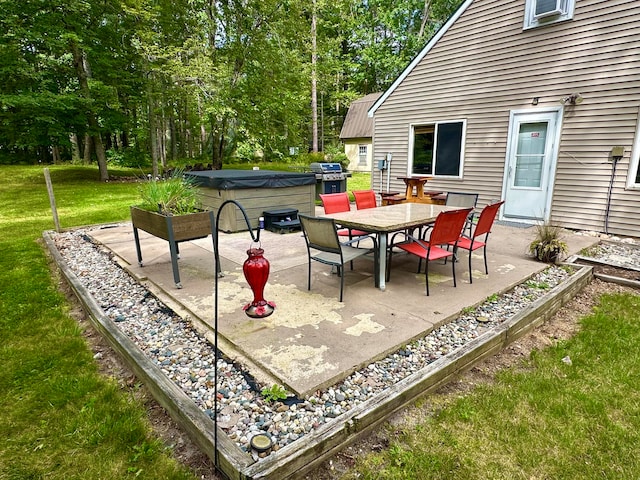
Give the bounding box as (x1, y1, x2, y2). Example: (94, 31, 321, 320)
(342, 234, 377, 250)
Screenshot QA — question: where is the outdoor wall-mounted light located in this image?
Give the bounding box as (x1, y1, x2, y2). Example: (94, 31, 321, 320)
(560, 93, 583, 105)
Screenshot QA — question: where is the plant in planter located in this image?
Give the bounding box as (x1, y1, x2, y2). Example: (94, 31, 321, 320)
(528, 222, 569, 263)
(131, 171, 214, 288)
(136, 171, 200, 215)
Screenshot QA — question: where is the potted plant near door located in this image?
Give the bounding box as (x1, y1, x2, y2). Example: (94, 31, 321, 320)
(130, 170, 214, 288)
(528, 222, 569, 263)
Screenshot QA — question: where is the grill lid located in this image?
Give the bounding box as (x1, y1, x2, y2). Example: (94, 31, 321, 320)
(309, 162, 342, 174)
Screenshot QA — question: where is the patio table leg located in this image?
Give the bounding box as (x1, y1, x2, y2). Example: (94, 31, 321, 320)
(378, 232, 387, 291)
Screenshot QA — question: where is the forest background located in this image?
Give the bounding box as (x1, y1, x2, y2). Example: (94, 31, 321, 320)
(0, 0, 459, 180)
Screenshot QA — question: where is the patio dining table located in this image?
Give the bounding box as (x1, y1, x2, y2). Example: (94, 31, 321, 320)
(323, 203, 459, 291)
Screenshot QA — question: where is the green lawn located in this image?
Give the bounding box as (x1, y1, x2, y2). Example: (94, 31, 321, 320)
(346, 291, 640, 479)
(0, 165, 197, 479)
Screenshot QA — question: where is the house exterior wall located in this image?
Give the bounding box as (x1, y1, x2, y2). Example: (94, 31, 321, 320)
(372, 0, 640, 237)
(344, 138, 373, 172)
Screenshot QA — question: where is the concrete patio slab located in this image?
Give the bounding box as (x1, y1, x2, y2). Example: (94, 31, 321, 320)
(89, 216, 597, 397)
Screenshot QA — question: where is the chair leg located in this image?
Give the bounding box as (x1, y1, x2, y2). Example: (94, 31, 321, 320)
(425, 260, 430, 296)
(468, 249, 473, 284)
(483, 245, 489, 274)
(339, 267, 344, 302)
(451, 253, 457, 288)
(307, 260, 312, 291)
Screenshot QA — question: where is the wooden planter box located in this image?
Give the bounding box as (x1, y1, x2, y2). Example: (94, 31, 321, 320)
(130, 206, 214, 288)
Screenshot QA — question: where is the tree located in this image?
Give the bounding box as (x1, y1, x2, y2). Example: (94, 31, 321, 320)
(0, 0, 461, 169)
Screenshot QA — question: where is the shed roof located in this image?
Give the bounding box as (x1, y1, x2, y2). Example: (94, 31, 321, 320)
(339, 92, 383, 139)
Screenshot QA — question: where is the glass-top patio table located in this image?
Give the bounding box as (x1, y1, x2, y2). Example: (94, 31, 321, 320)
(323, 203, 459, 291)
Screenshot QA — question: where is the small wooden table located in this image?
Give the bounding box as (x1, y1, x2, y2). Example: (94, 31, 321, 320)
(398, 176, 432, 201)
(324, 203, 459, 291)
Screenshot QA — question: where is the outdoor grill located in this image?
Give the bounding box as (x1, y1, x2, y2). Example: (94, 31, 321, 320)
(309, 162, 347, 199)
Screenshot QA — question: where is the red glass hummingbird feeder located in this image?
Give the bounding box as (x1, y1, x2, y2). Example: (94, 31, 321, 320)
(242, 246, 275, 318)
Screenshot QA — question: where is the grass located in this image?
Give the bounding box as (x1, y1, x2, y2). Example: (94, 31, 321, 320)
(0, 163, 371, 479)
(0, 165, 196, 479)
(345, 292, 640, 479)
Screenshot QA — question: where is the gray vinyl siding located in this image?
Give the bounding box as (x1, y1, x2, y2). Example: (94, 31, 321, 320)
(372, 0, 640, 237)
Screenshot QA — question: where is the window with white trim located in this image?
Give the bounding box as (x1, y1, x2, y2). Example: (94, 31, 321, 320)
(626, 112, 640, 188)
(358, 145, 367, 165)
(410, 121, 465, 177)
(523, 0, 575, 30)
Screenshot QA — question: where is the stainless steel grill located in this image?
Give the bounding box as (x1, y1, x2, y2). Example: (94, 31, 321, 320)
(309, 163, 347, 198)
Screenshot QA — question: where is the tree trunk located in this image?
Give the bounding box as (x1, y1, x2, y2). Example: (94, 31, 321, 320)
(149, 94, 159, 179)
(52, 145, 61, 164)
(70, 133, 81, 163)
(210, 119, 224, 170)
(197, 93, 206, 156)
(70, 40, 108, 180)
(93, 133, 108, 180)
(169, 113, 177, 161)
(160, 106, 167, 169)
(311, 0, 318, 153)
(419, 0, 432, 38)
(83, 134, 92, 164)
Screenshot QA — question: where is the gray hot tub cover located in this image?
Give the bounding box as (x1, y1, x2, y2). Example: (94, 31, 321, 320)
(186, 169, 316, 190)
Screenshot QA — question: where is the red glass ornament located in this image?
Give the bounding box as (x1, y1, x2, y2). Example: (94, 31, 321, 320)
(242, 247, 275, 318)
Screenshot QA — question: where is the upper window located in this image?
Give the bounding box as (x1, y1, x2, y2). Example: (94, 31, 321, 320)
(410, 121, 465, 177)
(523, 0, 575, 30)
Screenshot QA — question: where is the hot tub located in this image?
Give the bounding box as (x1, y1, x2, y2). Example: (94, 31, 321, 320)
(186, 170, 316, 232)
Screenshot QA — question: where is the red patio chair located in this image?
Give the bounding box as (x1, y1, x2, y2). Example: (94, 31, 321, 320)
(448, 200, 504, 284)
(353, 189, 377, 210)
(319, 192, 368, 237)
(387, 208, 472, 296)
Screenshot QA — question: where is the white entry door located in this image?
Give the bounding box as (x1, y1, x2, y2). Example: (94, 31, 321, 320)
(502, 109, 561, 221)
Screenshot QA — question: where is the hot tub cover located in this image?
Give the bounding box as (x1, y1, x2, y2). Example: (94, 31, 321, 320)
(186, 170, 316, 190)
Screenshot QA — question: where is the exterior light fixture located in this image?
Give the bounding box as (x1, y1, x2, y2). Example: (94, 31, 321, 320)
(560, 93, 583, 105)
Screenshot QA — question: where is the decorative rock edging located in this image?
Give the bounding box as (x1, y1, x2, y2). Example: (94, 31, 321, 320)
(43, 230, 250, 474)
(43, 227, 594, 480)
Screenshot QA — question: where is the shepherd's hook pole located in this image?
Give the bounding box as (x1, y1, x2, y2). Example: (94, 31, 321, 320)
(211, 200, 260, 478)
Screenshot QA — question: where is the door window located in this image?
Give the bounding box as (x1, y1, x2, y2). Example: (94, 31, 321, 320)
(514, 122, 547, 188)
